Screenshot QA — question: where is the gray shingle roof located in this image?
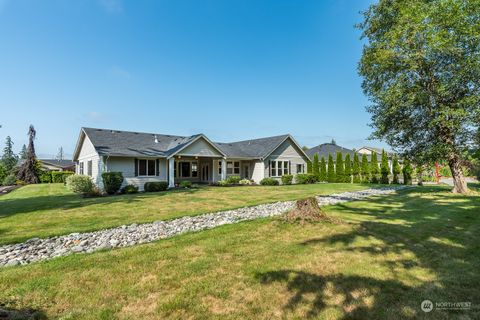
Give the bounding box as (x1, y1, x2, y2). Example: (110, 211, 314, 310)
(40, 159, 75, 168)
(305, 143, 355, 160)
(78, 128, 293, 160)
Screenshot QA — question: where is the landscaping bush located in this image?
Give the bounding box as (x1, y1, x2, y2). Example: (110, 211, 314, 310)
(260, 177, 279, 186)
(217, 180, 229, 186)
(51, 171, 74, 183)
(392, 154, 401, 184)
(281, 174, 293, 185)
(335, 152, 345, 183)
(239, 179, 253, 185)
(327, 154, 335, 182)
(295, 173, 316, 184)
(226, 175, 241, 184)
(402, 160, 413, 185)
(101, 172, 124, 194)
(66, 175, 95, 195)
(380, 150, 390, 184)
(39, 171, 52, 183)
(2, 174, 16, 186)
(319, 156, 327, 182)
(121, 184, 139, 194)
(144, 181, 169, 192)
(179, 180, 192, 188)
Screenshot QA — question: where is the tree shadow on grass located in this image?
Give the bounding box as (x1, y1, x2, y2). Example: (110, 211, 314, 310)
(256, 187, 480, 319)
(0, 304, 47, 320)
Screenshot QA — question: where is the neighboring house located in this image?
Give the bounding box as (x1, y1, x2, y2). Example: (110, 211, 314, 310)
(73, 128, 309, 190)
(39, 159, 75, 172)
(305, 143, 355, 161)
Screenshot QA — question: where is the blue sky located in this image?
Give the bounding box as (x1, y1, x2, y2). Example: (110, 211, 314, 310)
(0, 0, 379, 158)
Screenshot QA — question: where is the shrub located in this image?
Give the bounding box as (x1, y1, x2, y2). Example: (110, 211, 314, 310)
(102, 172, 124, 195)
(335, 152, 344, 183)
(217, 180, 229, 186)
(327, 154, 335, 182)
(144, 181, 169, 192)
(226, 175, 241, 184)
(344, 154, 352, 183)
(39, 171, 52, 183)
(370, 152, 379, 183)
(179, 180, 192, 188)
(306, 160, 312, 174)
(66, 175, 95, 195)
(260, 177, 279, 186)
(361, 153, 370, 182)
(319, 156, 327, 182)
(51, 171, 74, 183)
(281, 174, 293, 185)
(121, 184, 139, 194)
(312, 153, 320, 180)
(352, 153, 361, 183)
(239, 179, 253, 185)
(402, 160, 413, 185)
(2, 174, 16, 186)
(380, 150, 390, 184)
(392, 154, 401, 184)
(295, 173, 316, 184)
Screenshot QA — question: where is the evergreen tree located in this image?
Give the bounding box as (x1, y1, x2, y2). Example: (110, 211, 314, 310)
(352, 153, 361, 183)
(370, 152, 379, 183)
(19, 144, 27, 160)
(335, 152, 344, 183)
(361, 153, 370, 182)
(306, 159, 312, 174)
(392, 154, 401, 184)
(56, 146, 64, 160)
(319, 156, 327, 182)
(344, 153, 352, 183)
(402, 159, 413, 185)
(17, 125, 39, 184)
(312, 153, 320, 181)
(1, 136, 18, 172)
(327, 154, 335, 183)
(380, 149, 390, 184)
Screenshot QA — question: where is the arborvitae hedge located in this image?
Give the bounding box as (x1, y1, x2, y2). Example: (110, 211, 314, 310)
(392, 154, 401, 184)
(402, 159, 413, 185)
(380, 149, 390, 184)
(306, 159, 312, 174)
(361, 153, 370, 182)
(312, 153, 320, 181)
(370, 152, 379, 183)
(335, 152, 344, 183)
(352, 153, 361, 183)
(327, 154, 335, 182)
(344, 153, 352, 183)
(319, 156, 327, 182)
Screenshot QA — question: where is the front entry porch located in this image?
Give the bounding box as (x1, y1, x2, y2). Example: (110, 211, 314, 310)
(168, 157, 226, 188)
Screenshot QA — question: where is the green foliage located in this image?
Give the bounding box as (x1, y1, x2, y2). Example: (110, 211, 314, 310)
(260, 177, 279, 186)
(335, 152, 344, 183)
(102, 172, 124, 194)
(327, 154, 335, 183)
(17, 125, 39, 184)
(402, 160, 413, 185)
(66, 175, 95, 195)
(319, 156, 327, 182)
(306, 160, 312, 174)
(358, 0, 480, 193)
(144, 181, 168, 192)
(179, 180, 192, 188)
(121, 184, 139, 194)
(360, 153, 370, 182)
(370, 153, 379, 183)
(392, 155, 401, 184)
(352, 153, 361, 183)
(294, 173, 316, 184)
(312, 153, 320, 180)
(239, 179, 253, 185)
(344, 154, 352, 183)
(1, 136, 18, 172)
(2, 174, 16, 186)
(39, 171, 52, 183)
(281, 174, 293, 185)
(19, 144, 27, 160)
(226, 175, 241, 184)
(0, 163, 7, 184)
(380, 150, 390, 184)
(51, 171, 74, 183)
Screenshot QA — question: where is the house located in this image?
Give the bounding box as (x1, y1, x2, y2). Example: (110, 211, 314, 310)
(305, 143, 355, 161)
(39, 159, 75, 172)
(72, 128, 309, 190)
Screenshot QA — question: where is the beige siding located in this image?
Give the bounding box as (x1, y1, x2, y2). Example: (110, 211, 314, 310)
(264, 138, 308, 179)
(251, 161, 265, 183)
(106, 157, 168, 191)
(77, 135, 103, 187)
(177, 137, 223, 157)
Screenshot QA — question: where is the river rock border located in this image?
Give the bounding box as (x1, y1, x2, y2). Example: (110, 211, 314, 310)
(0, 186, 407, 267)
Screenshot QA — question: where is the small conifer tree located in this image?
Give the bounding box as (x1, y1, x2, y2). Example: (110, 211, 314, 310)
(361, 153, 370, 182)
(319, 156, 327, 182)
(370, 152, 379, 183)
(392, 155, 401, 184)
(335, 152, 344, 183)
(312, 153, 320, 181)
(380, 149, 390, 184)
(352, 153, 361, 183)
(306, 159, 312, 174)
(327, 154, 335, 183)
(344, 154, 352, 183)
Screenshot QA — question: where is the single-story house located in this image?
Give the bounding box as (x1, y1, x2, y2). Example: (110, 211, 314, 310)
(305, 143, 355, 161)
(39, 159, 75, 172)
(73, 127, 309, 190)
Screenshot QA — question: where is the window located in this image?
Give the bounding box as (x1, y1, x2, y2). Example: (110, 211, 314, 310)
(227, 161, 240, 175)
(79, 162, 84, 175)
(296, 164, 304, 174)
(87, 160, 92, 176)
(191, 162, 198, 177)
(139, 159, 156, 176)
(270, 160, 289, 177)
(180, 162, 191, 177)
(218, 161, 222, 175)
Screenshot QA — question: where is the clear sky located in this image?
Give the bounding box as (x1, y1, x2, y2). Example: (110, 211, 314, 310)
(0, 0, 380, 159)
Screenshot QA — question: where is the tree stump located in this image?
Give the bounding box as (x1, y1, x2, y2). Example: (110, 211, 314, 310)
(282, 197, 330, 224)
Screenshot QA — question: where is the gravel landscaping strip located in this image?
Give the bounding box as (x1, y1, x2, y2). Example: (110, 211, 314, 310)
(0, 186, 407, 267)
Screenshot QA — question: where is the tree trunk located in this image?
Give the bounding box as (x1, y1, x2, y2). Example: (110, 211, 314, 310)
(448, 154, 469, 194)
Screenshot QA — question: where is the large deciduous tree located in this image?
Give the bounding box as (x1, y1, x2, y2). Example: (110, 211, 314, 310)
(358, 0, 480, 193)
(17, 125, 39, 184)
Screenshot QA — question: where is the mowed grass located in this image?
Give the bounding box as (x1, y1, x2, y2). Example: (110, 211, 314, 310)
(0, 186, 478, 319)
(0, 183, 369, 245)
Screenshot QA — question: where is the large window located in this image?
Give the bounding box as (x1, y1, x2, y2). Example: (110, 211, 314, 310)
(296, 164, 304, 174)
(87, 160, 92, 176)
(79, 162, 84, 175)
(227, 161, 240, 175)
(139, 159, 156, 176)
(270, 160, 289, 177)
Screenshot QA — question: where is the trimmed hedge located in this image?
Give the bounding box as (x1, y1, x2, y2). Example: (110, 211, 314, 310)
(121, 184, 139, 194)
(102, 172, 124, 195)
(281, 174, 293, 185)
(180, 180, 192, 188)
(51, 171, 74, 183)
(295, 173, 316, 184)
(226, 175, 241, 184)
(66, 175, 95, 195)
(144, 181, 168, 192)
(39, 171, 52, 183)
(260, 177, 279, 186)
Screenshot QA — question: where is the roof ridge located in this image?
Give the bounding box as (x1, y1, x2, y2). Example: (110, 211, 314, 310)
(221, 134, 289, 145)
(82, 127, 193, 139)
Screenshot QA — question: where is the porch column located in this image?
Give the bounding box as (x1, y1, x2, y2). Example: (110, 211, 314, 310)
(168, 158, 175, 188)
(221, 158, 227, 180)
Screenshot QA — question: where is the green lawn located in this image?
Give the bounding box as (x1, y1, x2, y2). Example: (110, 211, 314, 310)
(0, 183, 369, 245)
(0, 185, 478, 319)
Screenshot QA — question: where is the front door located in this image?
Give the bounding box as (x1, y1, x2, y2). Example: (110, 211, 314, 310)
(201, 163, 210, 182)
(243, 163, 250, 179)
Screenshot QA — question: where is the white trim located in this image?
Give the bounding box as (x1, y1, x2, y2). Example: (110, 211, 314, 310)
(270, 160, 290, 177)
(167, 135, 226, 159)
(262, 135, 310, 161)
